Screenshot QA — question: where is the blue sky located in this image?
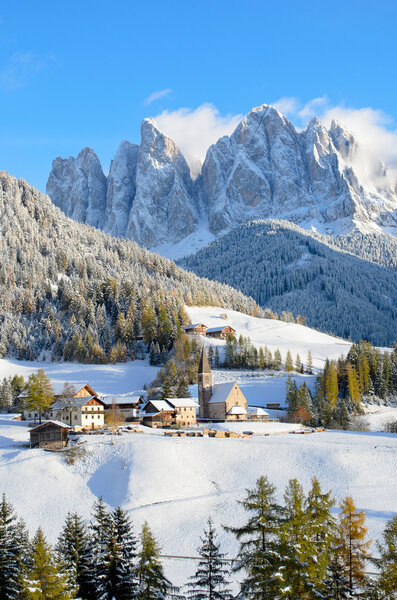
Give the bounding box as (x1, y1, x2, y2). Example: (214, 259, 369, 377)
(1, 0, 397, 191)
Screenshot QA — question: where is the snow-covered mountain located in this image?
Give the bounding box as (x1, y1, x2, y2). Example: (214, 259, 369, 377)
(46, 104, 397, 254)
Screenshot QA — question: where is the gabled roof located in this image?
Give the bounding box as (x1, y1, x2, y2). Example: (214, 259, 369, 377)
(143, 400, 175, 414)
(208, 382, 237, 404)
(166, 398, 198, 408)
(198, 348, 211, 374)
(206, 326, 236, 333)
(51, 396, 105, 410)
(30, 420, 70, 431)
(102, 395, 143, 406)
(184, 323, 207, 330)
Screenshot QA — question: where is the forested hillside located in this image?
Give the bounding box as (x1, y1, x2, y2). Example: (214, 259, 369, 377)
(181, 220, 397, 346)
(0, 172, 262, 362)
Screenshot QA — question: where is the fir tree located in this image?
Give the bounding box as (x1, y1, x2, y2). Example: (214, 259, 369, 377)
(136, 522, 175, 600)
(305, 477, 336, 586)
(23, 528, 73, 600)
(338, 496, 371, 592)
(225, 476, 283, 599)
(110, 506, 138, 600)
(175, 377, 191, 398)
(187, 518, 231, 600)
(273, 348, 282, 370)
(373, 515, 397, 597)
(0, 494, 28, 600)
(56, 512, 94, 600)
(323, 553, 352, 600)
(307, 350, 313, 374)
(285, 350, 294, 372)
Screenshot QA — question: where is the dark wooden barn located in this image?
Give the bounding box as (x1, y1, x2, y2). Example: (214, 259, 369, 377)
(29, 420, 70, 449)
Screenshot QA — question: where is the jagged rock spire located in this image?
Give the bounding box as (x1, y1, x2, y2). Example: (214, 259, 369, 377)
(198, 347, 211, 374)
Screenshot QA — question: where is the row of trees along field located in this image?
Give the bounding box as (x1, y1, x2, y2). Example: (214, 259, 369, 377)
(1, 476, 396, 600)
(286, 342, 397, 429)
(150, 334, 313, 400)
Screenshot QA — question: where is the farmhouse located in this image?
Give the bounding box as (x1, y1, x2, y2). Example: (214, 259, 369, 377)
(184, 323, 208, 335)
(22, 383, 101, 423)
(102, 394, 144, 420)
(29, 420, 69, 449)
(205, 326, 236, 339)
(141, 398, 198, 428)
(198, 348, 247, 421)
(49, 395, 106, 429)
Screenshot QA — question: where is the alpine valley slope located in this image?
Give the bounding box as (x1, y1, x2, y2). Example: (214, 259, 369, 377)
(181, 220, 397, 346)
(0, 170, 261, 361)
(46, 103, 397, 254)
(1, 414, 397, 588)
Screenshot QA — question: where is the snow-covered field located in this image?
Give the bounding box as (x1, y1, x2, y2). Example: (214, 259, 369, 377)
(0, 357, 159, 395)
(1, 414, 396, 586)
(185, 306, 352, 370)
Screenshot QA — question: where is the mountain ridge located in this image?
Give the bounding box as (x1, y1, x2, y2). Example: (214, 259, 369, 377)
(46, 103, 397, 255)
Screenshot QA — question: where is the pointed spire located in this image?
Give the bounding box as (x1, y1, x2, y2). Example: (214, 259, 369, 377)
(198, 347, 211, 374)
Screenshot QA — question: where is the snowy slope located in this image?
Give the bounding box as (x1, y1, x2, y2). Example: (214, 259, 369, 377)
(185, 305, 352, 370)
(0, 358, 159, 396)
(0, 415, 396, 587)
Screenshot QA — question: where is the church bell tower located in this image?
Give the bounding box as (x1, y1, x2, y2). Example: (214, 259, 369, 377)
(198, 348, 212, 419)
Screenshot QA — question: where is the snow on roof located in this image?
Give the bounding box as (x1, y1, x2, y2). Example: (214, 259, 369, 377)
(206, 326, 235, 333)
(227, 406, 246, 415)
(51, 397, 97, 410)
(166, 398, 198, 408)
(30, 420, 70, 430)
(208, 382, 237, 404)
(184, 323, 207, 329)
(249, 407, 269, 416)
(102, 395, 143, 405)
(144, 400, 175, 413)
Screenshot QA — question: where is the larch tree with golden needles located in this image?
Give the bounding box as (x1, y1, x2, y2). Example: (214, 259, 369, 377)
(346, 363, 362, 413)
(338, 496, 371, 592)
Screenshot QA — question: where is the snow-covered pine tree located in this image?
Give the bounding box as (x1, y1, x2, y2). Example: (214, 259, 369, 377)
(186, 518, 231, 600)
(136, 521, 176, 600)
(110, 506, 138, 600)
(323, 553, 352, 600)
(56, 512, 95, 600)
(374, 515, 397, 597)
(0, 494, 29, 600)
(305, 477, 336, 586)
(278, 479, 315, 598)
(225, 476, 283, 599)
(90, 497, 112, 600)
(23, 528, 73, 600)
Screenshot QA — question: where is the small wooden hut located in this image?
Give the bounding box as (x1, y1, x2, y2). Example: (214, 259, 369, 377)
(206, 325, 236, 339)
(29, 420, 70, 449)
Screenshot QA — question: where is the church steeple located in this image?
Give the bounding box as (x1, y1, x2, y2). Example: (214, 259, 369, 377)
(198, 347, 211, 374)
(198, 348, 212, 419)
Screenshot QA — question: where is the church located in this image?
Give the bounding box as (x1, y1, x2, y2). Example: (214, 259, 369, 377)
(198, 348, 248, 421)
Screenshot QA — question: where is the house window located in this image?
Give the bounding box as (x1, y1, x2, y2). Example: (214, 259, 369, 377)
(74, 415, 77, 421)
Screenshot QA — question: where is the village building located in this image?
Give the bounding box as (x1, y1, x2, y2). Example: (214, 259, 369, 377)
(140, 400, 175, 428)
(49, 395, 106, 429)
(140, 398, 198, 428)
(21, 383, 101, 423)
(198, 348, 247, 421)
(205, 325, 236, 339)
(165, 398, 197, 426)
(29, 420, 70, 449)
(102, 394, 144, 420)
(184, 323, 208, 335)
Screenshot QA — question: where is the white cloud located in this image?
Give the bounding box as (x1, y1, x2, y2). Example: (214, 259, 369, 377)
(151, 103, 243, 176)
(144, 89, 172, 105)
(0, 52, 55, 91)
(272, 95, 397, 190)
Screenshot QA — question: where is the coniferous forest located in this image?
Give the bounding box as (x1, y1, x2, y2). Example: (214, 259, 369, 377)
(1, 477, 396, 600)
(181, 220, 397, 346)
(0, 172, 263, 363)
